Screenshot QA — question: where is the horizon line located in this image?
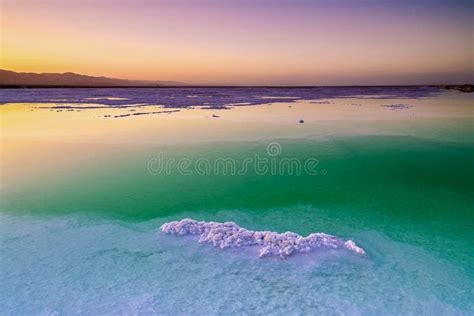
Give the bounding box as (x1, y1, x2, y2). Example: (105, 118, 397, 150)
(1, 69, 472, 88)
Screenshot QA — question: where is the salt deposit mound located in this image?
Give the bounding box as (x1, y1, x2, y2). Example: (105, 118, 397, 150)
(161, 218, 365, 258)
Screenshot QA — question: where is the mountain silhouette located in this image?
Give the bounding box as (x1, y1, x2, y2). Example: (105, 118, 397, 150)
(0, 69, 185, 87)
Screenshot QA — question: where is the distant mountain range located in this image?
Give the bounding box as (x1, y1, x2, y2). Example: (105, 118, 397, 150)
(0, 69, 185, 87)
(1, 69, 471, 90)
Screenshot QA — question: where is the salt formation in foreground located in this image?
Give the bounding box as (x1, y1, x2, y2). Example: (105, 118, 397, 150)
(161, 218, 365, 258)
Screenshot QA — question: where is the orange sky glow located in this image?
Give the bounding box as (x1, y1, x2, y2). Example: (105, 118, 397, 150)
(1, 0, 473, 85)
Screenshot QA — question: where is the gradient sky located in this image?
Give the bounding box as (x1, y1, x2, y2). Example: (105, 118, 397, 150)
(1, 0, 473, 85)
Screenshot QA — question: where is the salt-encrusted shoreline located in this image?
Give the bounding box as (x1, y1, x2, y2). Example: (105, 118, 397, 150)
(161, 218, 365, 259)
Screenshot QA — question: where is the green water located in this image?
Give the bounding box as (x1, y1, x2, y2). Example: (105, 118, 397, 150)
(3, 135, 474, 278)
(2, 90, 474, 313)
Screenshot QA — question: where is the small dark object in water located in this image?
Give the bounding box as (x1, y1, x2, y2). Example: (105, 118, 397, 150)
(299, 119, 304, 123)
(212, 114, 220, 118)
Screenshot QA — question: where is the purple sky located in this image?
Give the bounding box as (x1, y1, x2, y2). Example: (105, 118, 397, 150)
(2, 0, 473, 85)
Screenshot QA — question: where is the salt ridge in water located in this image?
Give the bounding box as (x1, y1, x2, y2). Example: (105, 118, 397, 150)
(161, 218, 365, 258)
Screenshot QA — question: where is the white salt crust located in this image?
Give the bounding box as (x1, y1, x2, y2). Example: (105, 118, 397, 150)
(161, 218, 365, 258)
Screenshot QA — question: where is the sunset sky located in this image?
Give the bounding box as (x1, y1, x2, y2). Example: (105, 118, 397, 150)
(1, 0, 473, 85)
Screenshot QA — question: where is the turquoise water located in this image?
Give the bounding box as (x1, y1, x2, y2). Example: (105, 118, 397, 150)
(2, 134, 473, 314)
(1, 92, 474, 314)
(1, 212, 472, 314)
